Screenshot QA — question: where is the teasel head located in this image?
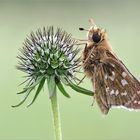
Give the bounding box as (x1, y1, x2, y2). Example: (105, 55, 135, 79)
(13, 26, 93, 107)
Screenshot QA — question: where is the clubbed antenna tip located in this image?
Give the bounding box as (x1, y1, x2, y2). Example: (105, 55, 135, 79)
(79, 27, 85, 31)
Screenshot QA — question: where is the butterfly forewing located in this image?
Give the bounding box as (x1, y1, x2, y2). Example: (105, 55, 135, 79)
(95, 63, 109, 114)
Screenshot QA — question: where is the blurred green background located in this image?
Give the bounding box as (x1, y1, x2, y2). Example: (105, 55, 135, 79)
(1, 0, 140, 139)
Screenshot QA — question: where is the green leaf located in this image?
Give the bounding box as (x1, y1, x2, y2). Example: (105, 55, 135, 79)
(12, 88, 33, 107)
(27, 77, 46, 107)
(17, 88, 28, 94)
(57, 81, 70, 98)
(47, 75, 56, 98)
(68, 80, 93, 96)
(24, 76, 44, 90)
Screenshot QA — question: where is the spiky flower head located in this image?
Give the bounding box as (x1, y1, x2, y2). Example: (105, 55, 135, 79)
(13, 26, 93, 107)
(18, 27, 80, 80)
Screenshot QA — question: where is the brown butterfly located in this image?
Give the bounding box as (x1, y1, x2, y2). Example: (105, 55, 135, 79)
(79, 19, 140, 114)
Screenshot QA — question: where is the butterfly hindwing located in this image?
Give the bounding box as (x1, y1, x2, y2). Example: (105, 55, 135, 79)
(95, 50, 140, 114)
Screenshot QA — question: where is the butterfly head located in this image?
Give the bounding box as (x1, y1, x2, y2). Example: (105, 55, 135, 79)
(88, 19, 106, 44)
(79, 19, 106, 44)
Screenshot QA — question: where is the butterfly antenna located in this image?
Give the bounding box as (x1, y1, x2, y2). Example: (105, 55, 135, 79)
(79, 27, 89, 31)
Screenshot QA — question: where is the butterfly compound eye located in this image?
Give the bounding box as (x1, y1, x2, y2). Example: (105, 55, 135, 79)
(92, 33, 101, 43)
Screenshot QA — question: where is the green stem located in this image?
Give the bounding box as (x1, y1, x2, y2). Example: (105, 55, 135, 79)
(50, 86, 62, 140)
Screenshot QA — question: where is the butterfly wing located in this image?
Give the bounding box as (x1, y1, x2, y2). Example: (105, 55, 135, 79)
(95, 50, 140, 114)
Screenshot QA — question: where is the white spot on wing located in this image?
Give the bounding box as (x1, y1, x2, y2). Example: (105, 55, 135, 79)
(138, 101, 140, 104)
(134, 100, 137, 104)
(111, 64, 115, 67)
(109, 76, 114, 81)
(122, 72, 127, 78)
(105, 75, 108, 79)
(121, 79, 128, 86)
(112, 71, 115, 75)
(121, 91, 127, 96)
(115, 90, 119, 96)
(109, 71, 115, 81)
(110, 90, 115, 95)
